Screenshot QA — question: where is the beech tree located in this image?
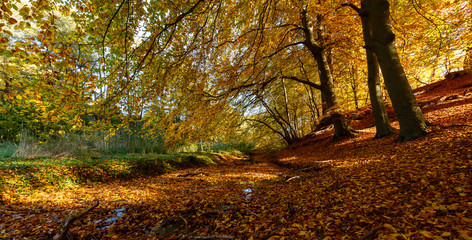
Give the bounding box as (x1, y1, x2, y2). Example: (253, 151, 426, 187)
(3, 0, 470, 145)
(209, 1, 358, 140)
(364, 0, 428, 141)
(298, 7, 356, 139)
(342, 2, 394, 139)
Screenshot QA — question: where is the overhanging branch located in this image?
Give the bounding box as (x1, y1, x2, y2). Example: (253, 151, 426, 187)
(340, 3, 361, 14)
(281, 75, 322, 90)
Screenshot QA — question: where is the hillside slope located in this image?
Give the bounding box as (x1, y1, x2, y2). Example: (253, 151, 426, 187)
(274, 70, 472, 168)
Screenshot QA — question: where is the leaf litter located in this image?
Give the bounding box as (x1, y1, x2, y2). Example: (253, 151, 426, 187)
(1, 73, 472, 239)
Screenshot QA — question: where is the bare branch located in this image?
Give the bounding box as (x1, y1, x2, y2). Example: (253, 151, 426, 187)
(264, 41, 305, 59)
(340, 3, 361, 14)
(281, 75, 322, 90)
(53, 201, 99, 240)
(245, 118, 287, 141)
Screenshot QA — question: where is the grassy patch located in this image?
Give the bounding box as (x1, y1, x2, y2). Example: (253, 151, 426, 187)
(0, 152, 225, 193)
(0, 142, 16, 158)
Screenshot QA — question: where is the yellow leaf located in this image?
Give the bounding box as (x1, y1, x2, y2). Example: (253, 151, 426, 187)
(292, 223, 303, 229)
(419, 230, 435, 239)
(441, 232, 451, 237)
(383, 224, 397, 233)
(448, 203, 459, 210)
(459, 231, 472, 240)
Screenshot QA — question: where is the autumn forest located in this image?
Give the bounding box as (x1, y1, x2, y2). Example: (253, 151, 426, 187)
(1, 0, 471, 239)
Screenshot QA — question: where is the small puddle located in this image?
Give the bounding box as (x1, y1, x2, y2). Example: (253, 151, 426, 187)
(96, 207, 126, 230)
(242, 188, 254, 200)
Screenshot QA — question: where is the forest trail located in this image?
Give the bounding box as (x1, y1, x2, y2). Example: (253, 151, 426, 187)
(1, 71, 472, 239)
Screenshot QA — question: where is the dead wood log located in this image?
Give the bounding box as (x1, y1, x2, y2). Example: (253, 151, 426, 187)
(53, 201, 99, 240)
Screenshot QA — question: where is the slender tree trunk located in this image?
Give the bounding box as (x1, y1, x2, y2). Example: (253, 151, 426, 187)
(359, 3, 394, 138)
(349, 65, 360, 110)
(366, 51, 394, 138)
(301, 9, 355, 139)
(365, 0, 427, 141)
(314, 52, 355, 139)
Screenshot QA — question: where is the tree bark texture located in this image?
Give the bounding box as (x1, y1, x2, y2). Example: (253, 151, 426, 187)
(365, 0, 427, 141)
(359, 2, 395, 138)
(301, 9, 355, 139)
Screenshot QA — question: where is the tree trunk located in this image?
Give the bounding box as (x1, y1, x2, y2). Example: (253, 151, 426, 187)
(365, 0, 427, 141)
(366, 52, 394, 138)
(301, 9, 355, 139)
(464, 47, 472, 70)
(359, 3, 394, 138)
(313, 53, 355, 139)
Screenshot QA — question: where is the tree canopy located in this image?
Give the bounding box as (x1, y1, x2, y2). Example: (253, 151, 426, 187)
(1, 0, 471, 146)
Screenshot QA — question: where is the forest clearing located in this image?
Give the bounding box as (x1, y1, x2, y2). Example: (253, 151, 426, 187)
(1, 0, 472, 239)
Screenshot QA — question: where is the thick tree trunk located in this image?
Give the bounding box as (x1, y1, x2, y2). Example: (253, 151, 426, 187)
(365, 0, 427, 141)
(359, 4, 394, 139)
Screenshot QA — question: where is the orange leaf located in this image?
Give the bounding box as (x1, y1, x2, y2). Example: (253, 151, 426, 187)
(8, 18, 17, 25)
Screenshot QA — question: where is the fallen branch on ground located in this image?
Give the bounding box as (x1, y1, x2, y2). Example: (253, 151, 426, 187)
(245, 207, 260, 218)
(53, 201, 99, 240)
(286, 176, 301, 182)
(178, 172, 209, 177)
(426, 121, 472, 128)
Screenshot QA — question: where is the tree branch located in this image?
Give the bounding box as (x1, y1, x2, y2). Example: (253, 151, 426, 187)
(53, 201, 99, 240)
(102, 0, 205, 106)
(245, 118, 287, 142)
(101, 0, 127, 59)
(263, 41, 305, 59)
(281, 75, 322, 90)
(340, 3, 361, 14)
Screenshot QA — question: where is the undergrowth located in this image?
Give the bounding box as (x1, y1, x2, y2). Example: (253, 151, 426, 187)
(0, 141, 16, 158)
(0, 152, 221, 192)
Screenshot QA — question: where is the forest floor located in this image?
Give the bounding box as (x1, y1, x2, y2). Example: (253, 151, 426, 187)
(1, 71, 472, 239)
